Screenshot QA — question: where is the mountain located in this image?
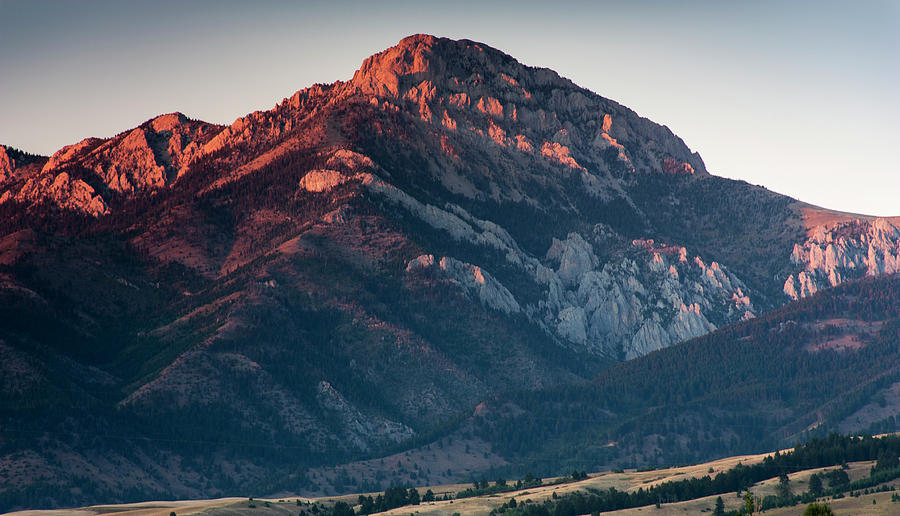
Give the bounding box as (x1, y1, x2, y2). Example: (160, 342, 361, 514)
(1, 34, 899, 510)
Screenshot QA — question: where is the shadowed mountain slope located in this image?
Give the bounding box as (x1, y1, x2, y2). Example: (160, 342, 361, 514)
(474, 273, 900, 475)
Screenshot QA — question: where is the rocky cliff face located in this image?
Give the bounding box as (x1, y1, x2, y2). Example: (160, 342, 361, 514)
(0, 145, 45, 186)
(784, 218, 900, 299)
(0, 114, 219, 216)
(38, 112, 219, 192)
(7, 170, 109, 217)
(293, 147, 754, 357)
(406, 254, 522, 314)
(341, 34, 707, 187)
(540, 235, 753, 358)
(377, 163, 758, 357)
(0, 147, 14, 183)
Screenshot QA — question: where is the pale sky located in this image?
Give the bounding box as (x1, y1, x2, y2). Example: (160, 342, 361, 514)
(1, 0, 897, 215)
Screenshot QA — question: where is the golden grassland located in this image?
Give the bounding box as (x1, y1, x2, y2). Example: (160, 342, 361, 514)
(6, 451, 898, 516)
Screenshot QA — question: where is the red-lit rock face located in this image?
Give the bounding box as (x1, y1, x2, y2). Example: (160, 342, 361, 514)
(0, 114, 221, 216)
(661, 157, 696, 175)
(15, 170, 109, 217)
(0, 146, 14, 183)
(2, 34, 712, 217)
(41, 112, 219, 193)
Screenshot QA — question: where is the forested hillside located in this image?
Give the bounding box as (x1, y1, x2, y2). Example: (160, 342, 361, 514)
(474, 274, 900, 475)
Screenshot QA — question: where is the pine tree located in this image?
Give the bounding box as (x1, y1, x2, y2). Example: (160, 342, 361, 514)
(713, 496, 725, 516)
(808, 474, 823, 497)
(742, 490, 757, 515)
(802, 502, 834, 516)
(875, 449, 899, 472)
(332, 502, 354, 516)
(776, 473, 792, 500)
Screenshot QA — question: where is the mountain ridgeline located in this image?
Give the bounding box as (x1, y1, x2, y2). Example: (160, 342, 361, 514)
(1, 35, 899, 510)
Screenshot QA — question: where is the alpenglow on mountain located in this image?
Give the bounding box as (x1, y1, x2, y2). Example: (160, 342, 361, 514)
(1, 34, 899, 509)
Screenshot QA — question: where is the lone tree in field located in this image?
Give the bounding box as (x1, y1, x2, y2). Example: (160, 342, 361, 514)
(776, 473, 792, 500)
(741, 490, 759, 515)
(713, 496, 725, 516)
(807, 473, 823, 497)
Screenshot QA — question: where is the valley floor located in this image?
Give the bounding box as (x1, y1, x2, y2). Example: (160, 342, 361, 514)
(13, 447, 898, 516)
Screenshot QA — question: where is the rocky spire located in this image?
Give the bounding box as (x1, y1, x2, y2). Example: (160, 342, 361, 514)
(0, 146, 14, 183)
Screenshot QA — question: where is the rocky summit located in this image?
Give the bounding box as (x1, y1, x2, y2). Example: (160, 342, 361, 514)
(0, 34, 898, 509)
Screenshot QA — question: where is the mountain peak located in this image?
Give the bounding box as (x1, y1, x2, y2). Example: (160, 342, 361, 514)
(348, 34, 534, 99)
(146, 112, 189, 133)
(349, 34, 446, 97)
(395, 32, 439, 50)
(342, 34, 707, 182)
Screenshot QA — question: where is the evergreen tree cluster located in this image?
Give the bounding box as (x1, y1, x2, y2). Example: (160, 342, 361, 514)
(355, 486, 421, 515)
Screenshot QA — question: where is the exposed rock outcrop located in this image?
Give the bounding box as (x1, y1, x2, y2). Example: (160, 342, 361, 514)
(12, 171, 108, 217)
(358, 164, 753, 356)
(2, 35, 708, 220)
(784, 218, 900, 299)
(406, 254, 521, 314)
(300, 169, 350, 193)
(327, 34, 709, 205)
(539, 235, 753, 358)
(40, 113, 220, 193)
(0, 146, 14, 183)
(1, 115, 220, 216)
(0, 145, 48, 194)
(316, 381, 415, 452)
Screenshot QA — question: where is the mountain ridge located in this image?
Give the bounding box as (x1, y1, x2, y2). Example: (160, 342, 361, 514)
(2, 33, 898, 356)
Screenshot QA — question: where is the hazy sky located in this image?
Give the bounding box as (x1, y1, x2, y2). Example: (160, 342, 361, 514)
(1, 0, 897, 215)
